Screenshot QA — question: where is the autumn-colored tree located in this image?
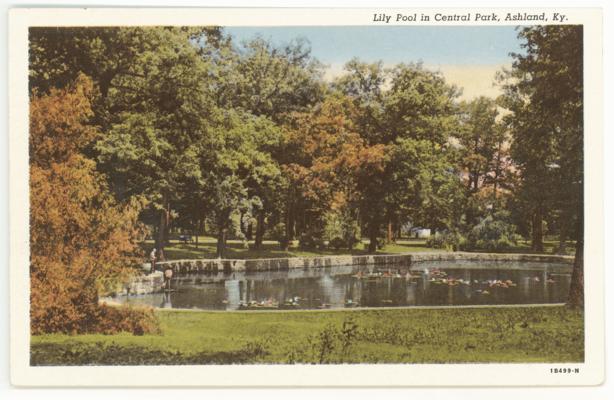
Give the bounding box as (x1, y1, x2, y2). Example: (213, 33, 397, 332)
(30, 74, 151, 334)
(282, 93, 387, 248)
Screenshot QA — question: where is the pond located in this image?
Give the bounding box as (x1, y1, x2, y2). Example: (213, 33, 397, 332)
(113, 260, 572, 311)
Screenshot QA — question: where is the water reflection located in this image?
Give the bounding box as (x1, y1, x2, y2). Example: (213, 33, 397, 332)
(117, 261, 572, 311)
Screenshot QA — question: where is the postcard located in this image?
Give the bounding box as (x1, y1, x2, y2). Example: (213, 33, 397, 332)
(8, 7, 604, 386)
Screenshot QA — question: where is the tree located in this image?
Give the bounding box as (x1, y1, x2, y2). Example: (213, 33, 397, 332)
(281, 93, 387, 248)
(500, 26, 583, 307)
(390, 138, 465, 234)
(456, 97, 512, 226)
(29, 74, 146, 334)
(92, 27, 216, 250)
(227, 37, 325, 248)
(199, 111, 283, 258)
(383, 63, 463, 240)
(335, 61, 463, 251)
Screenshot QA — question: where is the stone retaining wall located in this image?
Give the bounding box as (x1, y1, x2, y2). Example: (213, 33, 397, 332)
(156, 252, 573, 275)
(114, 271, 164, 296)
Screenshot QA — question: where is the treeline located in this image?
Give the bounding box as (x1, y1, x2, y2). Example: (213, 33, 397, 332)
(29, 25, 584, 316)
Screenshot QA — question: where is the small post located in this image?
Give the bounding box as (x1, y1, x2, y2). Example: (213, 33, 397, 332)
(164, 267, 173, 291)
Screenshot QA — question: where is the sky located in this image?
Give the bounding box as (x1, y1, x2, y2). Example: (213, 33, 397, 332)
(225, 26, 524, 100)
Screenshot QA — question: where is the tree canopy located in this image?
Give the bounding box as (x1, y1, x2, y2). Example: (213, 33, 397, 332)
(28, 25, 586, 327)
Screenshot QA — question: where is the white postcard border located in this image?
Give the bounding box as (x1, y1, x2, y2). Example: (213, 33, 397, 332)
(8, 7, 604, 387)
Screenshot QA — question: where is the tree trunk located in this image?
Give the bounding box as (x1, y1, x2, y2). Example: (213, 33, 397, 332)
(567, 237, 584, 308)
(531, 209, 544, 252)
(492, 176, 499, 212)
(195, 219, 203, 249)
(156, 196, 169, 251)
(387, 220, 394, 244)
(216, 226, 227, 259)
(239, 211, 248, 238)
(286, 203, 295, 241)
(156, 210, 165, 250)
(368, 222, 379, 253)
(254, 211, 265, 249)
(557, 223, 568, 255)
(492, 141, 503, 211)
(568, 186, 584, 309)
(246, 221, 253, 241)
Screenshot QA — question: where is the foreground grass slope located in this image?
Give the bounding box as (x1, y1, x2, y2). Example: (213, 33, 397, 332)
(31, 306, 583, 365)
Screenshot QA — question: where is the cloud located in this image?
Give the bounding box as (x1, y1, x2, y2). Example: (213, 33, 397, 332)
(323, 63, 509, 101)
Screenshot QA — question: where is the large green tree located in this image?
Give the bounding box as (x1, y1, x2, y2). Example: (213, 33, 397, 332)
(226, 37, 325, 247)
(30, 27, 223, 251)
(500, 26, 583, 307)
(335, 61, 463, 251)
(197, 111, 283, 258)
(91, 28, 216, 250)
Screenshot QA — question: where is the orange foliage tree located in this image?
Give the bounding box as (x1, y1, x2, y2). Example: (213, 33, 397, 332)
(29, 74, 150, 334)
(282, 94, 388, 247)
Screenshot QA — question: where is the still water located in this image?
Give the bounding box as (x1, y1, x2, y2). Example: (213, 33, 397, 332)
(114, 261, 572, 310)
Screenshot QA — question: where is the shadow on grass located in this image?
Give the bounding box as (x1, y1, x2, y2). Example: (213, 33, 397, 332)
(142, 238, 574, 261)
(146, 241, 378, 260)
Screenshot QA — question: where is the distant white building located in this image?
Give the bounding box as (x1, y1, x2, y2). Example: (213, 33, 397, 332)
(401, 223, 432, 239)
(410, 227, 431, 238)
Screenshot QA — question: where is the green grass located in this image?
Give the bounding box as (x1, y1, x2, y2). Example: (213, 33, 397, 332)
(145, 237, 441, 261)
(502, 240, 576, 256)
(31, 306, 584, 365)
(143, 236, 575, 262)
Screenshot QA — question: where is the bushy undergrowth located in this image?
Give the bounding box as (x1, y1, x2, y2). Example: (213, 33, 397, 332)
(31, 303, 160, 336)
(428, 213, 523, 253)
(328, 237, 346, 250)
(94, 305, 160, 335)
(271, 222, 289, 250)
(426, 231, 465, 251)
(465, 213, 522, 252)
(299, 230, 326, 250)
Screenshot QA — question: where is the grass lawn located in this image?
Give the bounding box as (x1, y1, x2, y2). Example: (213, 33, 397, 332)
(142, 236, 575, 261)
(31, 306, 584, 365)
(504, 240, 576, 256)
(144, 237, 442, 261)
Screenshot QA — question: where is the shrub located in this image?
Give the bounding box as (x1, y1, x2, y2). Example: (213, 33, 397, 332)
(299, 230, 326, 250)
(329, 237, 346, 250)
(271, 223, 289, 250)
(94, 304, 160, 335)
(323, 211, 360, 250)
(465, 212, 521, 252)
(426, 231, 465, 251)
